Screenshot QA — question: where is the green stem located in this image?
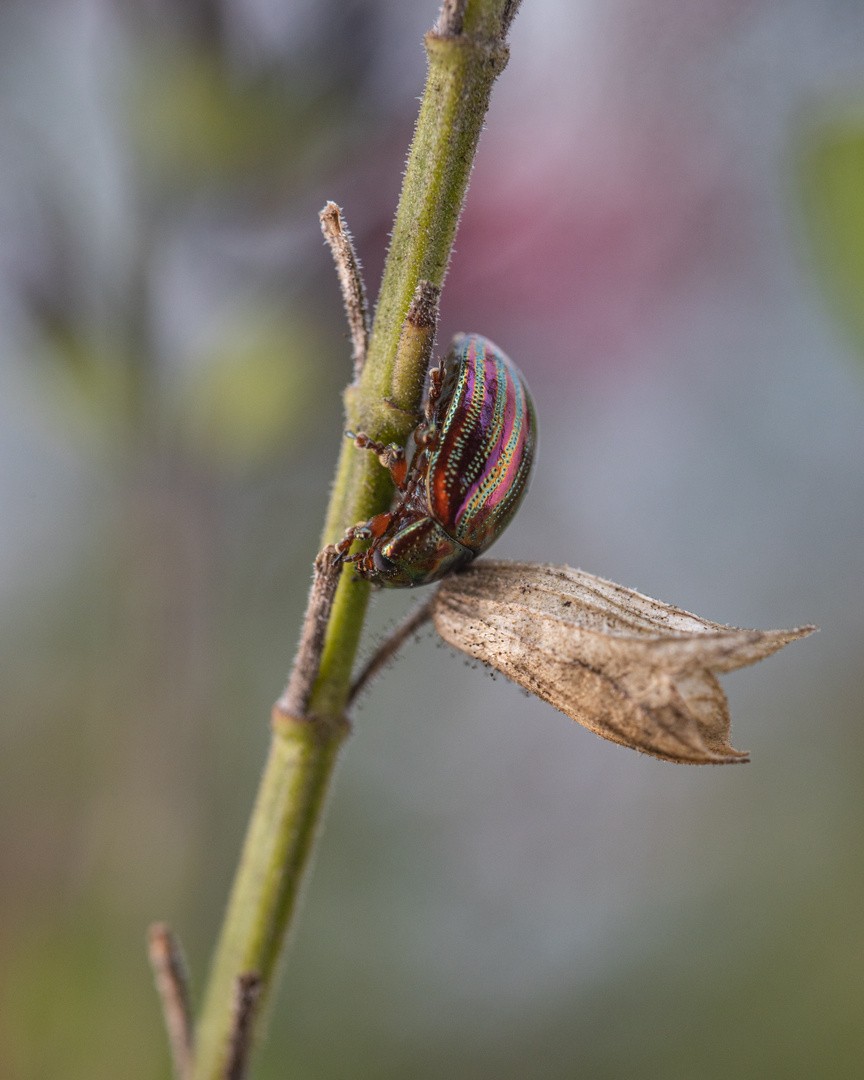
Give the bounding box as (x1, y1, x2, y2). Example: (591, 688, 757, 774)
(191, 5, 517, 1077)
(193, 718, 346, 1080)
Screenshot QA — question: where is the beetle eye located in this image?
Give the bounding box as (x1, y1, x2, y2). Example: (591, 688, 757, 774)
(372, 548, 395, 573)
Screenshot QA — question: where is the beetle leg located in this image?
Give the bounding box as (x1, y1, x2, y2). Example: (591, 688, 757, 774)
(335, 520, 374, 563)
(333, 523, 364, 564)
(410, 360, 446, 451)
(365, 512, 392, 539)
(334, 512, 393, 566)
(424, 361, 445, 424)
(354, 549, 378, 578)
(345, 431, 408, 489)
(413, 425, 436, 450)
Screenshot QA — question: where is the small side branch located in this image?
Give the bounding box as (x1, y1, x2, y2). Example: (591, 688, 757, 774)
(348, 598, 435, 707)
(148, 923, 195, 1080)
(320, 201, 371, 379)
(223, 973, 262, 1080)
(276, 546, 343, 720)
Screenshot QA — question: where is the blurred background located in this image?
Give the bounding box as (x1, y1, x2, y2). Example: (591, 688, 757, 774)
(1, 1, 863, 1077)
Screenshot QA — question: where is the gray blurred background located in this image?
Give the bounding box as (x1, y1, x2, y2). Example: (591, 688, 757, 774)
(1, 1, 863, 1078)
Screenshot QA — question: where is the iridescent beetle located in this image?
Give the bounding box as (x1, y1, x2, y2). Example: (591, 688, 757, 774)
(335, 333, 537, 587)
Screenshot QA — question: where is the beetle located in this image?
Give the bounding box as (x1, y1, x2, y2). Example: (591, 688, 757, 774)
(335, 333, 537, 587)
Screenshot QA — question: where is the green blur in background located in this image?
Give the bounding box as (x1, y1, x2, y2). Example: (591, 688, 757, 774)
(801, 110, 864, 370)
(1, 2, 864, 1079)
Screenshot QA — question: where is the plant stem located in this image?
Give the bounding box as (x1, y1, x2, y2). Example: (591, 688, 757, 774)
(191, 4, 518, 1077)
(193, 717, 347, 1080)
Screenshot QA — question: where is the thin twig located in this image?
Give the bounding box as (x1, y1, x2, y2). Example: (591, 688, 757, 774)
(348, 598, 435, 707)
(319, 202, 371, 379)
(223, 973, 262, 1080)
(148, 923, 195, 1080)
(276, 545, 342, 719)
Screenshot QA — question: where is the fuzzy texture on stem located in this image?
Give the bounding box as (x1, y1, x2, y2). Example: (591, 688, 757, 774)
(189, 4, 519, 1078)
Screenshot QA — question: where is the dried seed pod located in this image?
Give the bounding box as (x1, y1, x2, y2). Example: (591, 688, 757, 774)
(431, 561, 816, 764)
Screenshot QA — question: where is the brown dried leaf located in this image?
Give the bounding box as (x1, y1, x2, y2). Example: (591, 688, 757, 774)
(432, 561, 816, 765)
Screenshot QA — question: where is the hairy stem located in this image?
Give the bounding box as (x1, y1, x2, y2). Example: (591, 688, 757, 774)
(190, 4, 519, 1077)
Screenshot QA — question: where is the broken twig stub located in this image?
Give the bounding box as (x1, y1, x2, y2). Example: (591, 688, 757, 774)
(148, 923, 195, 1080)
(432, 560, 816, 764)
